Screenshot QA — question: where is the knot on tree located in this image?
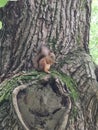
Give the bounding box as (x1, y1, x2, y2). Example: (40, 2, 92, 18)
(0, 71, 78, 130)
(12, 72, 73, 130)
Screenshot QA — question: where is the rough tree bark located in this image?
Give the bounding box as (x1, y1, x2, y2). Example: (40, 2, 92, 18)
(0, 0, 98, 130)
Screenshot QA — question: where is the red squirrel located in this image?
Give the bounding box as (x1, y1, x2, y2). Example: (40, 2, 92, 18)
(33, 45, 55, 73)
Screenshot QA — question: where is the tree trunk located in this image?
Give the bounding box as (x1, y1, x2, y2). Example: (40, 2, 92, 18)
(0, 0, 98, 130)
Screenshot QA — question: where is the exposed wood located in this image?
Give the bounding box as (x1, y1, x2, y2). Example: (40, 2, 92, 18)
(12, 84, 29, 130)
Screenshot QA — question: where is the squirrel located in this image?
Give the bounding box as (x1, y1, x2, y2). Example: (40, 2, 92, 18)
(39, 52, 55, 73)
(33, 45, 55, 73)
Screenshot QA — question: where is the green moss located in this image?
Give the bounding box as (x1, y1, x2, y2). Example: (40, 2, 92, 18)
(51, 70, 78, 101)
(51, 70, 79, 118)
(70, 106, 78, 120)
(0, 71, 46, 104)
(0, 70, 78, 104)
(0, 78, 19, 103)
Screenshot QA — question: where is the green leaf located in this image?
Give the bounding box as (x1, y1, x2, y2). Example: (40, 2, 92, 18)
(0, 21, 2, 29)
(0, 0, 8, 7)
